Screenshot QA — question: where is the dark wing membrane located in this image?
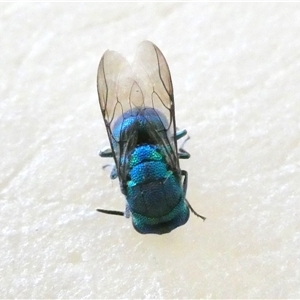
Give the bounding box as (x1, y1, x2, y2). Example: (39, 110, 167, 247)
(132, 41, 179, 169)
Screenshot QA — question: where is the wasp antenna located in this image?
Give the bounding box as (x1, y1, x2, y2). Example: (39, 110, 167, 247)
(96, 209, 124, 216)
(186, 200, 206, 221)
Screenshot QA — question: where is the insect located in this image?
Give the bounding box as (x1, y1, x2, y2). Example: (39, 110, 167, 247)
(96, 40, 205, 234)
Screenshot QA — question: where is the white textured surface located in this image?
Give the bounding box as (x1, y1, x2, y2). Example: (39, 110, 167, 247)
(1, 2, 300, 298)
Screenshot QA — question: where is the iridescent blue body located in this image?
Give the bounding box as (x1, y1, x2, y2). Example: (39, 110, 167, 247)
(96, 41, 205, 234)
(111, 107, 190, 234)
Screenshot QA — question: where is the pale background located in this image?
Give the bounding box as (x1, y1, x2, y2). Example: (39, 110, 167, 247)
(1, 2, 300, 299)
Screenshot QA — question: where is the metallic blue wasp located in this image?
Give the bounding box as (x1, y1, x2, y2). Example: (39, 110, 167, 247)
(96, 41, 205, 234)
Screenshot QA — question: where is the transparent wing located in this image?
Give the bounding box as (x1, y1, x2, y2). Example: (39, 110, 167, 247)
(98, 49, 142, 125)
(97, 48, 135, 169)
(132, 41, 178, 167)
(131, 41, 174, 118)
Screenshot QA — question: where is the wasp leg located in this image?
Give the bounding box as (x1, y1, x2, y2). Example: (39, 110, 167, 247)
(181, 170, 206, 221)
(124, 203, 130, 218)
(102, 164, 118, 179)
(109, 165, 117, 179)
(181, 169, 188, 198)
(96, 203, 130, 218)
(96, 208, 124, 216)
(175, 128, 188, 140)
(176, 130, 190, 159)
(99, 147, 118, 179)
(99, 147, 113, 157)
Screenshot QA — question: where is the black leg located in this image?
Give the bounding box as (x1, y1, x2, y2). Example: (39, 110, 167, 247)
(177, 132, 190, 159)
(96, 208, 124, 216)
(181, 170, 206, 221)
(99, 147, 113, 157)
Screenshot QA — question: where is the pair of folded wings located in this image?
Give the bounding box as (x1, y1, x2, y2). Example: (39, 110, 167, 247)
(97, 41, 179, 179)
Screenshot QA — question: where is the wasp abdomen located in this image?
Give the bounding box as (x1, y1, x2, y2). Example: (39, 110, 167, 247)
(126, 144, 189, 234)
